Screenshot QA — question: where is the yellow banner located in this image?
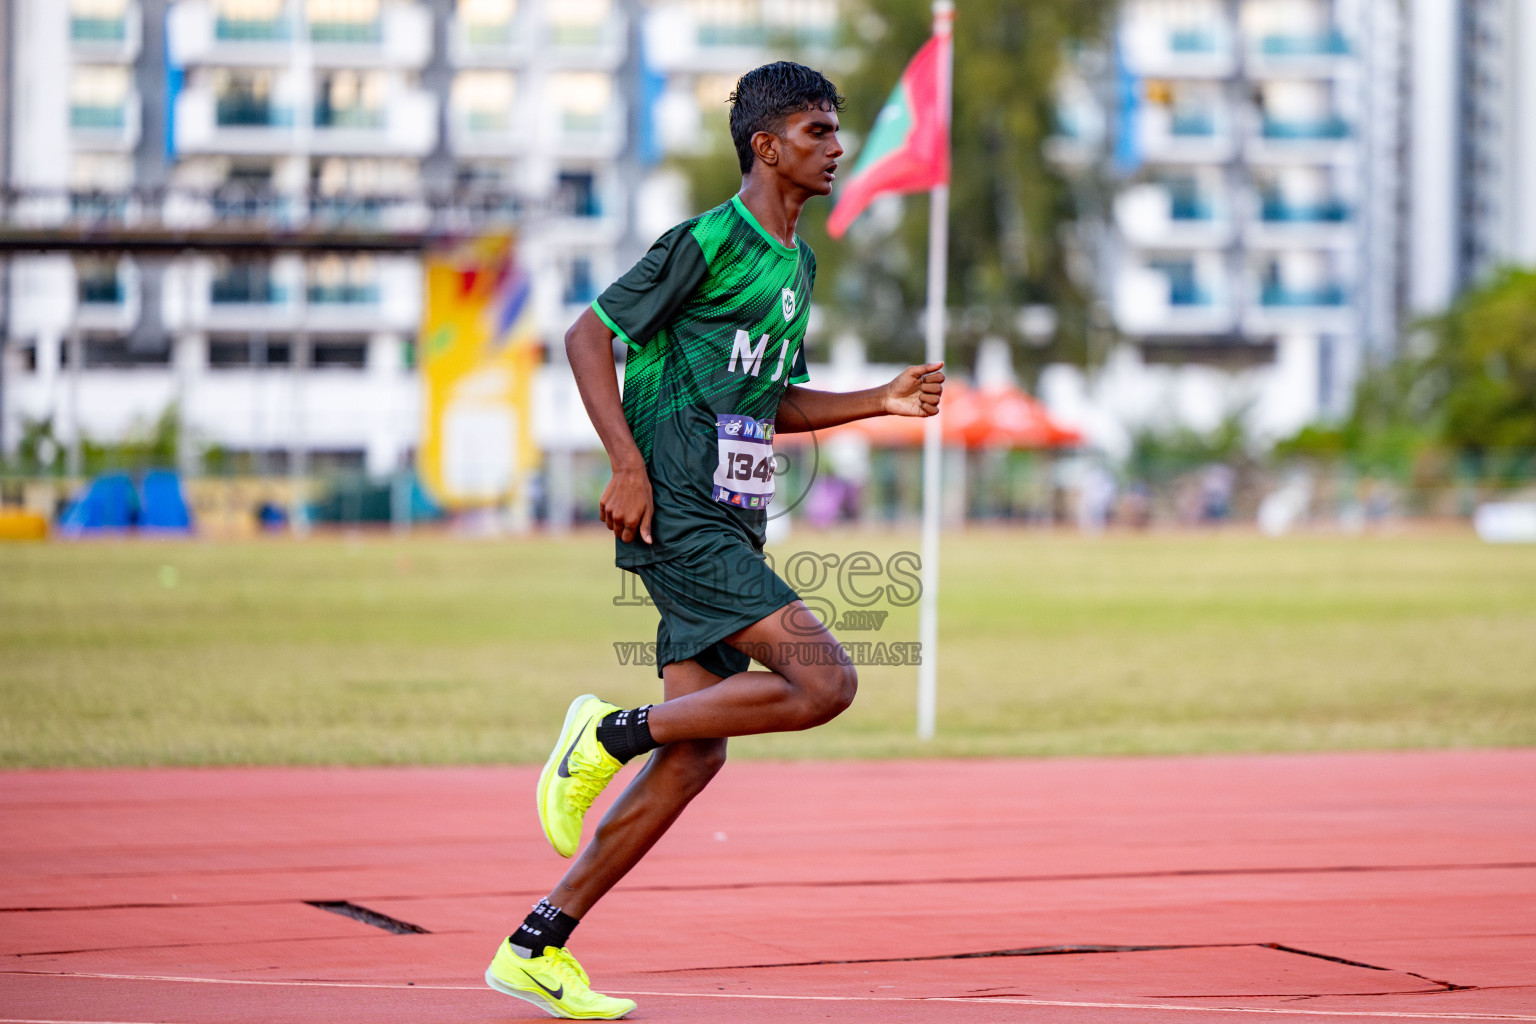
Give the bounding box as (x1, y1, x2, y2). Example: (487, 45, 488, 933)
(418, 235, 542, 508)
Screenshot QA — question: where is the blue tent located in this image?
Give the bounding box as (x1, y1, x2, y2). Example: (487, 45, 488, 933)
(140, 471, 193, 531)
(58, 471, 194, 535)
(59, 473, 138, 533)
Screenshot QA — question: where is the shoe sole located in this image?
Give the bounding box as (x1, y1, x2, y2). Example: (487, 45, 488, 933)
(484, 966, 634, 1020)
(536, 694, 599, 858)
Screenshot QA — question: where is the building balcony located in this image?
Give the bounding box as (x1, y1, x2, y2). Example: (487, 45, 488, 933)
(544, 14, 626, 71)
(1114, 265, 1236, 337)
(1246, 29, 1351, 77)
(310, 4, 432, 69)
(1242, 276, 1354, 334)
(1259, 282, 1347, 307)
(310, 90, 437, 156)
(1118, 21, 1236, 78)
(1114, 183, 1234, 248)
(305, 195, 432, 234)
(1261, 115, 1349, 141)
(650, 13, 761, 73)
(1136, 105, 1237, 164)
(304, 284, 394, 332)
(448, 109, 525, 157)
(216, 15, 290, 41)
(174, 88, 296, 154)
(211, 277, 290, 305)
(202, 281, 299, 331)
(168, 2, 293, 65)
(71, 3, 143, 62)
(70, 96, 143, 152)
(75, 276, 140, 333)
(554, 103, 625, 160)
(1245, 113, 1354, 163)
(1244, 196, 1353, 247)
(449, 14, 534, 67)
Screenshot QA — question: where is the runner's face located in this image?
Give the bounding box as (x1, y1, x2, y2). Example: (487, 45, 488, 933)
(769, 107, 843, 196)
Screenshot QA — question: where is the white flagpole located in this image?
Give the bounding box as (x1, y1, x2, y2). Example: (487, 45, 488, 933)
(917, 0, 953, 742)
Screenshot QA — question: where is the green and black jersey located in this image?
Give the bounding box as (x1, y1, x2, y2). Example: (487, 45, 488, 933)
(592, 195, 814, 568)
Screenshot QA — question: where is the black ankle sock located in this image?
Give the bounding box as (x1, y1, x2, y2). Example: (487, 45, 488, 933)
(510, 899, 578, 958)
(595, 705, 657, 764)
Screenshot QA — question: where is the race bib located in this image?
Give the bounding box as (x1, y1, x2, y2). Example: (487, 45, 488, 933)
(712, 413, 776, 510)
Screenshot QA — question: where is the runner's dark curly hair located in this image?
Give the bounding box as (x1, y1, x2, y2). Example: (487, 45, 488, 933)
(728, 62, 845, 175)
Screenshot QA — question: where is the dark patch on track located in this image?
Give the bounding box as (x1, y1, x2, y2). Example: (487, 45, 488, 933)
(655, 939, 1480, 995)
(304, 901, 428, 935)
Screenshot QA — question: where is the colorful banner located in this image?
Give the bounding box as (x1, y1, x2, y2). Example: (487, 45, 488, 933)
(418, 236, 542, 509)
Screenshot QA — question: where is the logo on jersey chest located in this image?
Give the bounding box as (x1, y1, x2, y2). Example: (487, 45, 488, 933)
(727, 329, 795, 381)
(781, 287, 796, 321)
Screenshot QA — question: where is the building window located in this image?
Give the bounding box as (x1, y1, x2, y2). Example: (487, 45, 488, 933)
(213, 69, 291, 127)
(459, 0, 517, 44)
(551, 72, 612, 134)
(70, 66, 131, 130)
(556, 171, 600, 217)
(307, 0, 381, 43)
(315, 70, 387, 129)
(313, 341, 369, 369)
(564, 257, 595, 305)
(211, 260, 285, 304)
(70, 0, 130, 43)
(1148, 258, 1207, 306)
(209, 336, 293, 368)
(452, 71, 516, 134)
(76, 257, 125, 305)
(214, 0, 289, 41)
(84, 338, 171, 369)
(548, 0, 608, 45)
(308, 255, 379, 304)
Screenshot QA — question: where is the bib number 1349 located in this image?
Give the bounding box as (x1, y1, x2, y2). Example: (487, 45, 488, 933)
(724, 451, 773, 483)
(713, 414, 775, 510)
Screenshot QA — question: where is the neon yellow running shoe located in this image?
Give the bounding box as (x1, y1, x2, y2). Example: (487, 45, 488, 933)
(537, 694, 623, 858)
(485, 939, 636, 1020)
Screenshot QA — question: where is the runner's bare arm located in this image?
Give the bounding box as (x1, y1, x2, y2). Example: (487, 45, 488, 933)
(566, 307, 653, 544)
(776, 362, 944, 433)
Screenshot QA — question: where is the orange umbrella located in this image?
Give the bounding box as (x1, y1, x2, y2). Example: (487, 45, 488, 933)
(782, 382, 1081, 449)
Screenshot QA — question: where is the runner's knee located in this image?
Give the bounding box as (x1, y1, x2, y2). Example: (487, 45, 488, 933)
(798, 662, 857, 728)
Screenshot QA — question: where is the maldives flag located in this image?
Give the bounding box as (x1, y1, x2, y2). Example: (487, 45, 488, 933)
(826, 32, 952, 239)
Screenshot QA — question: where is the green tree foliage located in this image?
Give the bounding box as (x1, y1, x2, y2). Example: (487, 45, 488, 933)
(1129, 407, 1252, 480)
(672, 0, 1106, 373)
(1276, 268, 1536, 476)
(8, 404, 181, 476)
(1274, 359, 1438, 476)
(1427, 267, 1536, 451)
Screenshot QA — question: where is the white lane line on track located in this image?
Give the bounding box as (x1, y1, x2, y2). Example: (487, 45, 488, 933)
(2, 973, 1532, 1022)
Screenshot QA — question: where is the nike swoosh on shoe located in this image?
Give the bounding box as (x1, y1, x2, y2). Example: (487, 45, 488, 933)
(555, 718, 591, 778)
(528, 974, 564, 1000)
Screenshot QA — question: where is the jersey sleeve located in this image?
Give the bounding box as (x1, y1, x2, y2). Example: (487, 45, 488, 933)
(790, 248, 814, 384)
(591, 223, 709, 351)
(788, 345, 810, 385)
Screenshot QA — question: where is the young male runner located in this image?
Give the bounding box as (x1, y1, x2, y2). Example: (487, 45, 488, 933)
(485, 61, 945, 1019)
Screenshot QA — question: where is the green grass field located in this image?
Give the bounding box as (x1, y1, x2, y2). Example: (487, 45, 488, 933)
(2, 530, 1533, 767)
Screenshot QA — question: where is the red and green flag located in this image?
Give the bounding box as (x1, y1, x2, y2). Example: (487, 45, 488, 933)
(827, 31, 952, 239)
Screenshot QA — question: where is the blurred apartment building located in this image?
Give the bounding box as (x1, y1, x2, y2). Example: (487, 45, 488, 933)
(0, 0, 835, 475)
(1048, 0, 1536, 448)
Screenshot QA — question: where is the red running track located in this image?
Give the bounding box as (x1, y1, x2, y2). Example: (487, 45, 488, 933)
(2, 751, 1534, 1023)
